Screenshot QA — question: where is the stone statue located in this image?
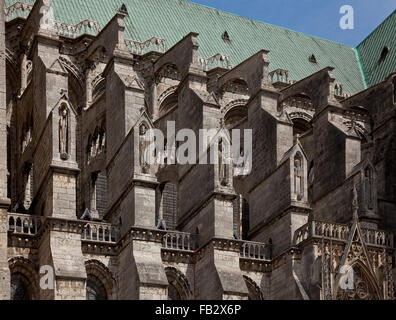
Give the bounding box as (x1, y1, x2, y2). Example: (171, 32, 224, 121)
(59, 107, 68, 159)
(294, 156, 303, 201)
(219, 139, 227, 186)
(139, 124, 149, 173)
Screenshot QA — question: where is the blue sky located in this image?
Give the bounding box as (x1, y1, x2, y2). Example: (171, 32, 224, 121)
(189, 0, 395, 46)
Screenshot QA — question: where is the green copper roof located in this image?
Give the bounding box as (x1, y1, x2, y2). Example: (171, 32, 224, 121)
(357, 10, 396, 87)
(5, 0, 370, 93)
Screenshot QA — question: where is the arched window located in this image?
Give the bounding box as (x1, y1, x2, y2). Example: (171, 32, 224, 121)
(86, 275, 107, 300)
(11, 273, 32, 300)
(224, 105, 247, 128)
(242, 198, 250, 240)
(7, 126, 11, 199)
(159, 93, 178, 118)
(96, 172, 107, 219)
(233, 196, 241, 239)
(161, 182, 177, 230)
(336, 262, 380, 300)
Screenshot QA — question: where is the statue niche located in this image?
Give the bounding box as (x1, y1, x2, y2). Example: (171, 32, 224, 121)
(139, 123, 150, 173)
(218, 138, 228, 186)
(59, 105, 69, 160)
(294, 153, 304, 201)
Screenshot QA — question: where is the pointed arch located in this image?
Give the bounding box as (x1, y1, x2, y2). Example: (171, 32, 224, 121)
(158, 92, 178, 118)
(85, 260, 117, 300)
(243, 276, 263, 300)
(91, 77, 106, 104)
(335, 259, 381, 300)
(8, 257, 40, 300)
(165, 267, 192, 300)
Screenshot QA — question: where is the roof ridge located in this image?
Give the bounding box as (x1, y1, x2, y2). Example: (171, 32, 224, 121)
(353, 47, 370, 89)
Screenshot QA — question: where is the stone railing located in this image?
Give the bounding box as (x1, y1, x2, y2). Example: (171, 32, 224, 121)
(240, 241, 272, 261)
(295, 221, 351, 245)
(334, 82, 351, 99)
(81, 222, 118, 243)
(125, 37, 167, 55)
(8, 213, 44, 235)
(54, 19, 101, 38)
(334, 82, 344, 96)
(5, 2, 33, 22)
(162, 231, 196, 251)
(313, 221, 351, 241)
(361, 228, 393, 248)
(199, 54, 232, 71)
(269, 69, 289, 84)
(294, 222, 311, 245)
(295, 220, 393, 248)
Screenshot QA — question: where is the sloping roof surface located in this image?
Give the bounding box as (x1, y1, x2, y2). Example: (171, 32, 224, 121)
(357, 10, 396, 87)
(5, 0, 375, 93)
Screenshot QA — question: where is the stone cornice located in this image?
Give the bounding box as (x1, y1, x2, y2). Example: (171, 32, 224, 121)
(161, 250, 195, 264)
(117, 226, 166, 254)
(8, 233, 38, 249)
(240, 259, 271, 273)
(130, 227, 166, 243)
(82, 241, 119, 256)
(211, 238, 242, 253)
(35, 217, 86, 248)
(0, 198, 11, 209)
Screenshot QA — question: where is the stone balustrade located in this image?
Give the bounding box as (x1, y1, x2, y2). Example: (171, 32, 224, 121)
(295, 221, 351, 245)
(125, 37, 167, 55)
(199, 54, 232, 71)
(334, 82, 344, 96)
(313, 221, 350, 240)
(5, 2, 32, 22)
(54, 19, 101, 38)
(8, 213, 44, 235)
(269, 68, 289, 84)
(162, 231, 196, 251)
(294, 222, 311, 245)
(81, 222, 118, 243)
(361, 228, 393, 248)
(294, 220, 393, 248)
(240, 241, 272, 261)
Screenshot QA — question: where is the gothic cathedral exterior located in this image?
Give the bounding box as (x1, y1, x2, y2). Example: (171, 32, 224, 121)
(0, 0, 395, 300)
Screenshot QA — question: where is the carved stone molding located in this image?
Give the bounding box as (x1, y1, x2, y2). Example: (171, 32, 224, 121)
(161, 250, 195, 264)
(82, 242, 119, 256)
(240, 259, 271, 273)
(37, 217, 86, 237)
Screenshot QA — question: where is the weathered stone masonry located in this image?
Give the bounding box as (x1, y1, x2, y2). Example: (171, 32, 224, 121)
(0, 0, 395, 300)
